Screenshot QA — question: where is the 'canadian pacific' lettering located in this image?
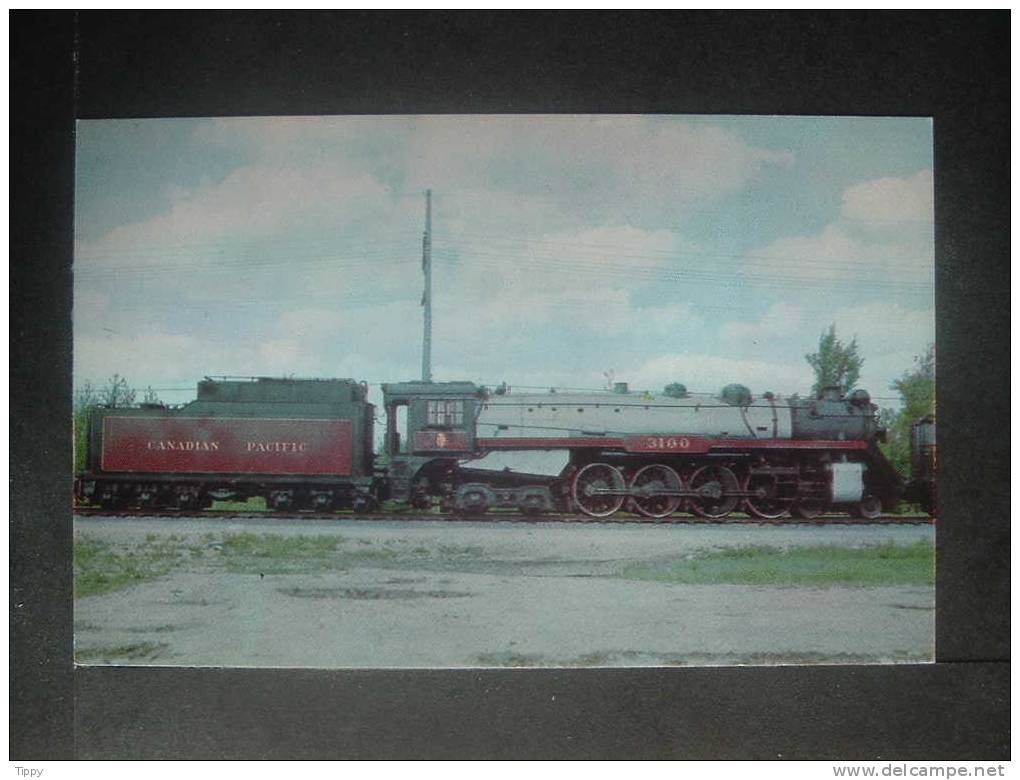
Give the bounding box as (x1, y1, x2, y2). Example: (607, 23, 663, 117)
(245, 441, 309, 453)
(147, 440, 220, 451)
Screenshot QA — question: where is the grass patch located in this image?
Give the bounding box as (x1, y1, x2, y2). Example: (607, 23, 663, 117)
(475, 650, 657, 667)
(76, 641, 167, 662)
(220, 532, 343, 557)
(619, 540, 934, 587)
(474, 651, 547, 667)
(661, 650, 927, 666)
(122, 623, 180, 633)
(219, 532, 346, 574)
(77, 531, 408, 592)
(278, 586, 473, 600)
(74, 538, 191, 598)
(379, 499, 413, 513)
(217, 532, 402, 574)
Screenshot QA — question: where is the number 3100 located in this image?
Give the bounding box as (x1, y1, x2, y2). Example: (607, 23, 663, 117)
(644, 436, 690, 450)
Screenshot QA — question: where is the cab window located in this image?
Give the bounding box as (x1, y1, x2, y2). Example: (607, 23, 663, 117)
(426, 399, 464, 427)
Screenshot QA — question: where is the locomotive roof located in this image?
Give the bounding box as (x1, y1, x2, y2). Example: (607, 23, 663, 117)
(196, 375, 368, 404)
(381, 380, 480, 397)
(201, 376, 362, 385)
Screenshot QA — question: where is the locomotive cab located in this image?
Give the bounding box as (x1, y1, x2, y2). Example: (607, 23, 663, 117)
(380, 381, 483, 505)
(381, 381, 480, 457)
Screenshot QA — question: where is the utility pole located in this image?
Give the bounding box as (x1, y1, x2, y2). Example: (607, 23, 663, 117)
(421, 189, 433, 383)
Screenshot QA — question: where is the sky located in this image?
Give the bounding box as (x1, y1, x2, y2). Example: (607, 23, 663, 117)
(74, 115, 934, 408)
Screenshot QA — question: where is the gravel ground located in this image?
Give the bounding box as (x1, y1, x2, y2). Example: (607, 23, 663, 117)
(74, 516, 935, 668)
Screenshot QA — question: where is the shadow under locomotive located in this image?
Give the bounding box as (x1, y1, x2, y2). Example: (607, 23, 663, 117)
(75, 376, 936, 521)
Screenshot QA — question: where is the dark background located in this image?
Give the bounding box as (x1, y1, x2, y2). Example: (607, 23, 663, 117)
(11, 11, 1009, 759)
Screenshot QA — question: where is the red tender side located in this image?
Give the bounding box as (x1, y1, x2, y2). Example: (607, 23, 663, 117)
(100, 416, 353, 476)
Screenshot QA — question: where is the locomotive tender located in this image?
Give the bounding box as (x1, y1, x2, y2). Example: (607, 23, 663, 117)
(77, 374, 927, 519)
(77, 377, 377, 511)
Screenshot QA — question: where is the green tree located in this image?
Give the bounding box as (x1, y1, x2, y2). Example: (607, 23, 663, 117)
(74, 375, 144, 474)
(805, 324, 863, 396)
(892, 344, 935, 420)
(663, 382, 689, 398)
(100, 373, 136, 408)
(73, 381, 99, 474)
(880, 344, 936, 479)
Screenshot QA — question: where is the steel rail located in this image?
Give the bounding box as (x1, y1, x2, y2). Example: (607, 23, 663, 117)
(72, 508, 934, 526)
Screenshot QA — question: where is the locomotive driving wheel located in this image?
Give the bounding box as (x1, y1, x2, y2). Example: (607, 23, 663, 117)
(743, 471, 792, 521)
(793, 465, 829, 520)
(687, 465, 741, 519)
(572, 463, 626, 518)
(628, 464, 683, 519)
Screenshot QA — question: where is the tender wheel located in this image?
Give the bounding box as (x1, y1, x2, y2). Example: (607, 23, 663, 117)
(98, 487, 125, 511)
(628, 464, 683, 519)
(309, 491, 335, 513)
(572, 463, 626, 518)
(855, 495, 882, 520)
(268, 490, 294, 511)
(743, 472, 792, 521)
(688, 465, 740, 519)
(175, 487, 201, 511)
(136, 487, 159, 509)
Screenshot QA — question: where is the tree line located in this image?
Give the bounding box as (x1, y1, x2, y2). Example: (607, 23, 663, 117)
(804, 324, 935, 482)
(73, 374, 162, 473)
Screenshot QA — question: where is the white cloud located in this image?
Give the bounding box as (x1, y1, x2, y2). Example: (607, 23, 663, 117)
(274, 301, 418, 357)
(72, 117, 793, 367)
(257, 339, 302, 373)
(829, 302, 934, 391)
(184, 116, 795, 234)
(76, 161, 392, 265)
(830, 301, 935, 346)
(192, 115, 384, 150)
(721, 302, 805, 343)
(72, 116, 932, 407)
(628, 353, 813, 396)
(416, 223, 710, 384)
(190, 114, 793, 202)
(74, 332, 207, 386)
(71, 287, 111, 330)
(743, 169, 934, 287)
(401, 116, 794, 226)
(445, 224, 685, 302)
(627, 304, 931, 399)
(841, 169, 933, 224)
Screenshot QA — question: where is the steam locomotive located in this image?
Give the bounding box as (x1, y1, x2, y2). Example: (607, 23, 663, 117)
(75, 375, 935, 520)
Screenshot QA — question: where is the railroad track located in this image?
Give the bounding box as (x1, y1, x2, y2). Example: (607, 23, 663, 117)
(73, 508, 934, 525)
